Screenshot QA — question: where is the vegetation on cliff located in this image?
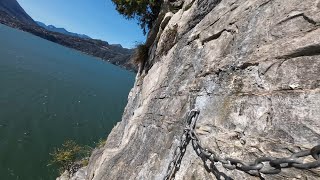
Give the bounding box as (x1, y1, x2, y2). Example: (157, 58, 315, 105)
(50, 139, 107, 174)
(49, 140, 92, 173)
(111, 0, 162, 34)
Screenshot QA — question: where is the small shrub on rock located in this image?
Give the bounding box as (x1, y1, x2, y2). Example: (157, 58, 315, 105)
(49, 140, 91, 173)
(132, 43, 149, 73)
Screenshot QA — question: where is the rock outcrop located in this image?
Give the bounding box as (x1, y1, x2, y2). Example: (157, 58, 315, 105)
(69, 0, 320, 179)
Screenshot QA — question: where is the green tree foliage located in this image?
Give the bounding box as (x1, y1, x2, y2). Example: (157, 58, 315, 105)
(49, 140, 92, 173)
(111, 0, 163, 34)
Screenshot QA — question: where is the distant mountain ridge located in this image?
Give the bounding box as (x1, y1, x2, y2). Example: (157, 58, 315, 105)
(0, 0, 136, 71)
(36, 21, 91, 39)
(0, 0, 35, 25)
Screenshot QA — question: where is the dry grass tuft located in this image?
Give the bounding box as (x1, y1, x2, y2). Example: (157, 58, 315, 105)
(132, 43, 149, 67)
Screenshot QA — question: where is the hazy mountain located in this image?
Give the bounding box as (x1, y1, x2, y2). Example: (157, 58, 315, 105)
(36, 21, 91, 39)
(0, 0, 35, 25)
(0, 0, 136, 71)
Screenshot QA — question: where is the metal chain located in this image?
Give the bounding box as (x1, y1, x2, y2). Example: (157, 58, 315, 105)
(164, 109, 200, 180)
(164, 110, 320, 179)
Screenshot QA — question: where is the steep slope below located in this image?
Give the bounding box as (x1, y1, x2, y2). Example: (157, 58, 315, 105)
(66, 0, 320, 179)
(0, 0, 35, 24)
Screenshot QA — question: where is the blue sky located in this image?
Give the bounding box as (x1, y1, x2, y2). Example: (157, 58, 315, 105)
(17, 0, 146, 48)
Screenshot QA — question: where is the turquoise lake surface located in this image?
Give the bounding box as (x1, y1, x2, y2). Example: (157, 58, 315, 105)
(0, 24, 135, 179)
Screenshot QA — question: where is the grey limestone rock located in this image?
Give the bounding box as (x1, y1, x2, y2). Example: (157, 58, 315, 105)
(66, 0, 320, 179)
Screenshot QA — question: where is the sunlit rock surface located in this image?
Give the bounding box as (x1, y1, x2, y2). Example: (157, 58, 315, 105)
(65, 0, 320, 179)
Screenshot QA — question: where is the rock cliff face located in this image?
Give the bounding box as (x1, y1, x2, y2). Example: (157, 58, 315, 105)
(72, 0, 320, 179)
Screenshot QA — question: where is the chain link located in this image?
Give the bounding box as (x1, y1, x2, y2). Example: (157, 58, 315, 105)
(164, 109, 200, 180)
(164, 110, 320, 179)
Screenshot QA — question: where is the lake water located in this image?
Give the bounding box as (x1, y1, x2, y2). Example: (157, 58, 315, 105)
(0, 24, 135, 180)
